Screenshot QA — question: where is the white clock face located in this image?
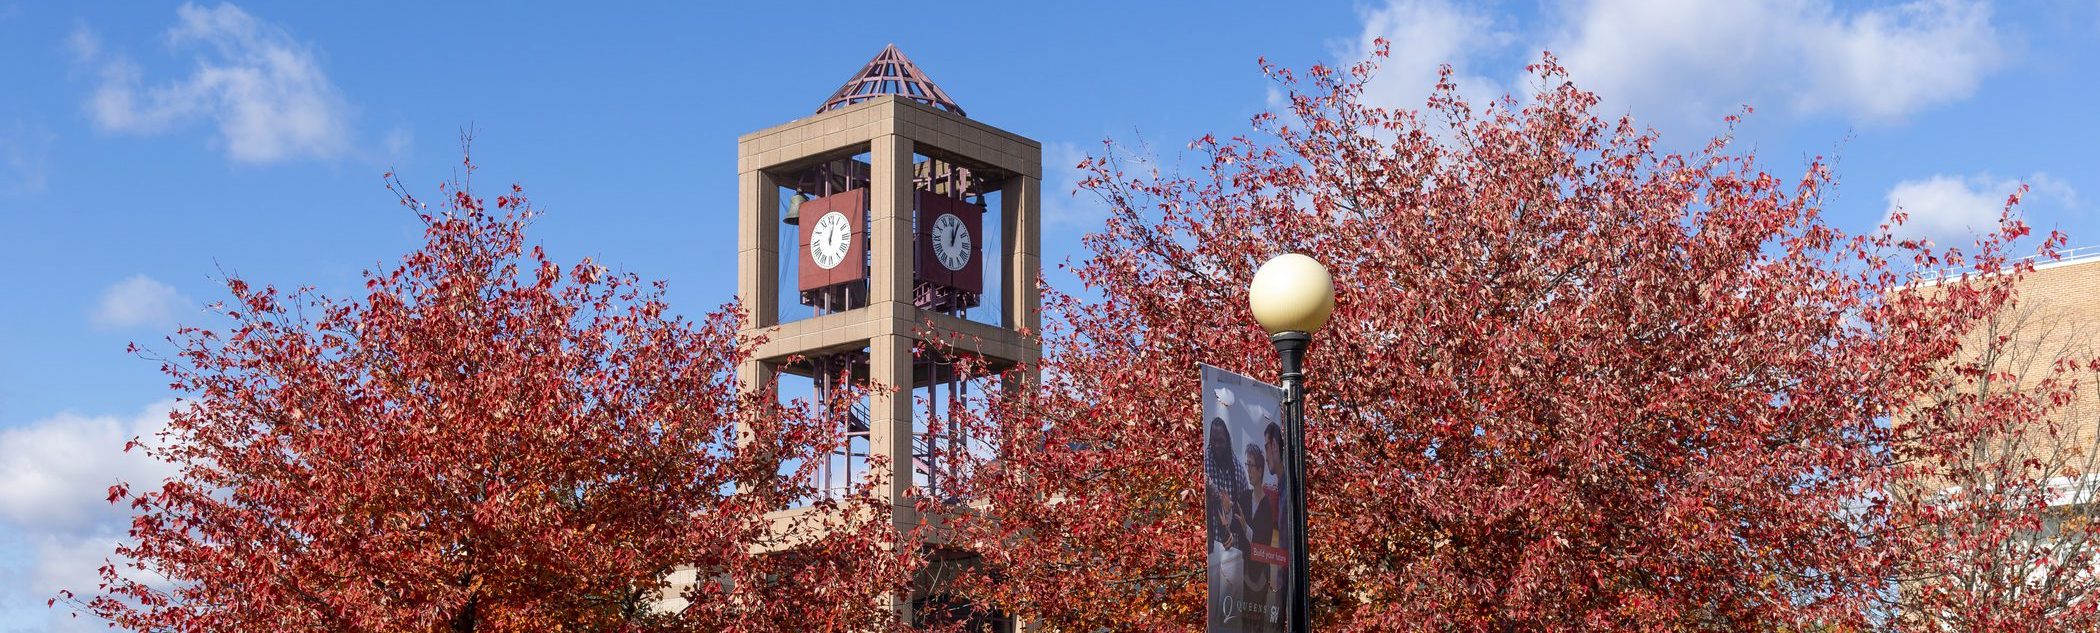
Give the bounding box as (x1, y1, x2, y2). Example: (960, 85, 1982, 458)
(809, 211, 853, 270)
(929, 213, 971, 272)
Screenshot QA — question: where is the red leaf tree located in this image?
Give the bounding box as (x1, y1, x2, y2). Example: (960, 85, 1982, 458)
(62, 157, 918, 632)
(929, 46, 2077, 631)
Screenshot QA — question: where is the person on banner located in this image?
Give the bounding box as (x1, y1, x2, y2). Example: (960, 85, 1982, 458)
(1242, 426, 1288, 633)
(1206, 415, 1251, 631)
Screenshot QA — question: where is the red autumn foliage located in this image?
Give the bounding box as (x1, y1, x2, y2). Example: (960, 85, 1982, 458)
(928, 45, 2095, 631)
(56, 43, 2099, 632)
(60, 157, 918, 632)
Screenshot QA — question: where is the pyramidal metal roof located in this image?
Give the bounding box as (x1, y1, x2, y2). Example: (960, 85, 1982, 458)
(816, 44, 966, 117)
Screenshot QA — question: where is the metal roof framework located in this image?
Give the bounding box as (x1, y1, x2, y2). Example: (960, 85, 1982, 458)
(816, 44, 966, 117)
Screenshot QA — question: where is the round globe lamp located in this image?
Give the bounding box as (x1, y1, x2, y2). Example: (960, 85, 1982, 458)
(1249, 253, 1335, 335)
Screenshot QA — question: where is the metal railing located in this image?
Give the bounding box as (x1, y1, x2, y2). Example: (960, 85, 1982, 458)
(1913, 245, 2100, 283)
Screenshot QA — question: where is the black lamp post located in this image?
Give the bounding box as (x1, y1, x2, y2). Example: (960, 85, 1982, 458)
(1248, 253, 1334, 633)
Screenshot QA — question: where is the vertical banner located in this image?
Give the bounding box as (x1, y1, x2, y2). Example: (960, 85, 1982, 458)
(1203, 364, 1293, 633)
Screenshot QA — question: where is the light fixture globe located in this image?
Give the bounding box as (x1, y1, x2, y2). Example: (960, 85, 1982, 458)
(1248, 253, 1335, 335)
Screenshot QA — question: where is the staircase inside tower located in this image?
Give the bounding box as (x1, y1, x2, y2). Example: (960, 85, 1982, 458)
(789, 348, 982, 503)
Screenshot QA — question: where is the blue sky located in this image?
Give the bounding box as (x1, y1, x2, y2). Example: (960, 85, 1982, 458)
(1, 1, 2096, 629)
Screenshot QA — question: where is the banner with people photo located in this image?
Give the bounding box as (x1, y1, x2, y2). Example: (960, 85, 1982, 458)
(1202, 364, 1294, 633)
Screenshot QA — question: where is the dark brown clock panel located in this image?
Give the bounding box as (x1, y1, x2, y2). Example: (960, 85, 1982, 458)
(914, 190, 983, 294)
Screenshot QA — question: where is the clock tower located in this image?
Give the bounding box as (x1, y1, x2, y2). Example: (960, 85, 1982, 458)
(732, 44, 1040, 627)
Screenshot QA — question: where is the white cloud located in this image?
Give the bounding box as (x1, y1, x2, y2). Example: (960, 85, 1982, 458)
(0, 122, 54, 196)
(0, 404, 175, 532)
(1546, 0, 2000, 129)
(1038, 139, 1173, 233)
(1883, 173, 2078, 247)
(1332, 0, 2001, 137)
(0, 402, 177, 626)
(1040, 141, 1103, 230)
(77, 3, 351, 163)
(89, 275, 192, 330)
(1341, 0, 1515, 114)
(64, 24, 99, 62)
(384, 126, 412, 157)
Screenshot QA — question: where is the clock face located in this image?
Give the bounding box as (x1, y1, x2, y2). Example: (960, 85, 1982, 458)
(809, 211, 853, 270)
(929, 213, 971, 272)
